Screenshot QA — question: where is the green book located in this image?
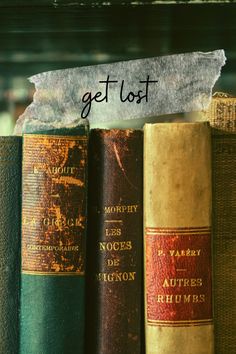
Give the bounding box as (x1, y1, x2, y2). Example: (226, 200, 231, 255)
(0, 136, 21, 354)
(20, 127, 88, 354)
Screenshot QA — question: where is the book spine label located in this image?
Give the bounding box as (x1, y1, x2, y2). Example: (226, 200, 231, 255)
(146, 227, 212, 326)
(0, 137, 21, 354)
(22, 134, 87, 275)
(144, 122, 213, 354)
(86, 129, 143, 354)
(20, 131, 87, 354)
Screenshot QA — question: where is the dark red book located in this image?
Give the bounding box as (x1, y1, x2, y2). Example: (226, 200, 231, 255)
(85, 129, 143, 354)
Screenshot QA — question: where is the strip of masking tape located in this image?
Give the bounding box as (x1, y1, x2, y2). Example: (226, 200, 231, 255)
(14, 49, 226, 134)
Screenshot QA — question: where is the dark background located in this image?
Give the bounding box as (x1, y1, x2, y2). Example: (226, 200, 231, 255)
(0, 1, 235, 132)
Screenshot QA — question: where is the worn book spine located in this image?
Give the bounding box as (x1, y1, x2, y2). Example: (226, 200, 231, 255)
(20, 127, 88, 354)
(85, 129, 143, 354)
(0, 137, 21, 354)
(206, 94, 236, 354)
(144, 122, 213, 354)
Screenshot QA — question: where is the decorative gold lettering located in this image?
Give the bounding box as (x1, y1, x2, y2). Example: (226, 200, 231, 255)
(199, 294, 205, 302)
(99, 241, 132, 251)
(165, 295, 173, 303)
(104, 204, 138, 214)
(42, 218, 80, 228)
(33, 165, 77, 175)
(175, 295, 182, 303)
(157, 295, 165, 303)
(162, 278, 203, 287)
(183, 294, 191, 303)
(157, 250, 164, 256)
(105, 228, 122, 237)
(96, 271, 136, 282)
(23, 217, 37, 226)
(107, 258, 120, 266)
(156, 294, 206, 303)
(163, 278, 169, 287)
(27, 244, 79, 251)
(169, 249, 201, 257)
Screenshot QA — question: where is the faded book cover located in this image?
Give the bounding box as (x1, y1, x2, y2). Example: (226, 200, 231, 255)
(85, 129, 143, 354)
(144, 122, 213, 354)
(0, 137, 21, 354)
(205, 94, 236, 354)
(20, 127, 88, 354)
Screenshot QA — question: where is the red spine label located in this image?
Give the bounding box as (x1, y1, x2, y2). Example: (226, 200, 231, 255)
(145, 227, 212, 326)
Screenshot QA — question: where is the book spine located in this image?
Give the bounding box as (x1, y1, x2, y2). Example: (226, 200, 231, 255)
(85, 129, 143, 354)
(20, 130, 88, 353)
(0, 137, 21, 354)
(207, 95, 236, 354)
(144, 122, 213, 354)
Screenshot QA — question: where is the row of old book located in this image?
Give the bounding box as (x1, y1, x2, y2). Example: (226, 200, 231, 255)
(0, 94, 235, 354)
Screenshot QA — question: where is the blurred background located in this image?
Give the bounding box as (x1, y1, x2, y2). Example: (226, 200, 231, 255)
(0, 0, 236, 134)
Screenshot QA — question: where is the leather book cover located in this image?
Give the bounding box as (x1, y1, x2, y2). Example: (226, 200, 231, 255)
(205, 94, 236, 354)
(85, 129, 143, 354)
(0, 137, 21, 354)
(144, 122, 213, 354)
(20, 126, 88, 354)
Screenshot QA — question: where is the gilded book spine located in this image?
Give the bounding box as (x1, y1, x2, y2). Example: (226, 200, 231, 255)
(85, 129, 143, 354)
(0, 137, 21, 354)
(20, 128, 88, 353)
(144, 122, 213, 354)
(206, 94, 236, 354)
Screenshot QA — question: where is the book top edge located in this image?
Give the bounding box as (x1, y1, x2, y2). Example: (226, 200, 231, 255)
(90, 128, 142, 132)
(0, 136, 22, 140)
(144, 121, 210, 128)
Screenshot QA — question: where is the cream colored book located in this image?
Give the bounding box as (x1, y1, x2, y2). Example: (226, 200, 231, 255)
(144, 122, 214, 354)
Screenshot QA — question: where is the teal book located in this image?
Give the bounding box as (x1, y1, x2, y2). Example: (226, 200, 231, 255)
(0, 136, 22, 354)
(20, 127, 88, 354)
